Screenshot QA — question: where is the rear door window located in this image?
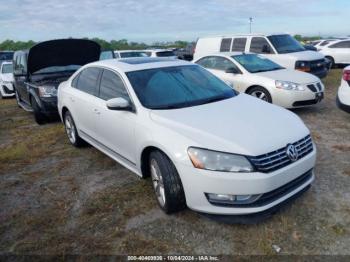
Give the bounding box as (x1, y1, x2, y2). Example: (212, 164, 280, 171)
(232, 38, 247, 52)
(75, 67, 102, 96)
(220, 38, 232, 52)
(98, 69, 129, 100)
(250, 37, 272, 54)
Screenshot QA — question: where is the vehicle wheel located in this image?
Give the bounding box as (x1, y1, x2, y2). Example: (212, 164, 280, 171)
(0, 90, 3, 99)
(247, 86, 272, 103)
(149, 150, 186, 214)
(30, 96, 46, 125)
(326, 56, 335, 69)
(15, 90, 21, 107)
(64, 111, 85, 147)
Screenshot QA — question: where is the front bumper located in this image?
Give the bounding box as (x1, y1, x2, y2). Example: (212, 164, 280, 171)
(0, 82, 15, 97)
(176, 149, 316, 215)
(39, 97, 59, 116)
(272, 85, 324, 109)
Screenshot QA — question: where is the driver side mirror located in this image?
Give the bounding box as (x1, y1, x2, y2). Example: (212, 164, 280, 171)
(225, 67, 240, 74)
(106, 97, 133, 111)
(262, 45, 272, 54)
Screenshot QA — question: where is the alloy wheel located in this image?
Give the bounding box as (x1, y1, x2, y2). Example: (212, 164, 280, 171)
(65, 115, 76, 144)
(251, 90, 268, 101)
(150, 159, 166, 207)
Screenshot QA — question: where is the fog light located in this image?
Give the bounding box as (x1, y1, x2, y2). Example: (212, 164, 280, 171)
(206, 193, 262, 206)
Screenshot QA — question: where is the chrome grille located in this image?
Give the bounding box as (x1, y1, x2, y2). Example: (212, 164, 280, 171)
(248, 135, 313, 173)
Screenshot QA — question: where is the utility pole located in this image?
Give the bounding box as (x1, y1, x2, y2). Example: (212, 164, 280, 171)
(249, 17, 253, 33)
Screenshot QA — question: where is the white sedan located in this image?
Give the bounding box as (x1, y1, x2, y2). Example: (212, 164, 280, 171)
(337, 66, 350, 113)
(58, 57, 316, 217)
(0, 61, 15, 98)
(319, 39, 350, 67)
(194, 53, 325, 108)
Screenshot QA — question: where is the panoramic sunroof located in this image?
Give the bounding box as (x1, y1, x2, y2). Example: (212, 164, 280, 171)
(119, 57, 176, 64)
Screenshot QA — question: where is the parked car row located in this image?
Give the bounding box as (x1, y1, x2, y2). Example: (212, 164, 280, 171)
(1, 36, 347, 221)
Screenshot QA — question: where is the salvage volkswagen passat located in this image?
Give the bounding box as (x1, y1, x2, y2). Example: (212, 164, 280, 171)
(57, 57, 316, 218)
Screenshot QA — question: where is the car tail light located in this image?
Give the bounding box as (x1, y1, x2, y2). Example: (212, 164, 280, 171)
(343, 70, 350, 81)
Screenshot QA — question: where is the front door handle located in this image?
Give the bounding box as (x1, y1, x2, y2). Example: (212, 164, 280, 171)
(70, 97, 75, 102)
(94, 109, 100, 115)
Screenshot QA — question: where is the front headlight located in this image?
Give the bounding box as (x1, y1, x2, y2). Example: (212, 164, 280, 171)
(275, 80, 305, 91)
(38, 85, 57, 97)
(187, 147, 254, 172)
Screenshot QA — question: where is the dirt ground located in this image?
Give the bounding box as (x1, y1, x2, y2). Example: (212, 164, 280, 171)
(0, 69, 349, 256)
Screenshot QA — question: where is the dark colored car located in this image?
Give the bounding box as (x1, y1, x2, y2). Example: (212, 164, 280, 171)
(13, 39, 101, 124)
(0, 51, 14, 66)
(303, 44, 317, 51)
(174, 43, 195, 61)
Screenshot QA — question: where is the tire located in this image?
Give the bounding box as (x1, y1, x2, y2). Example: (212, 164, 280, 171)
(63, 111, 85, 147)
(149, 150, 186, 214)
(326, 56, 335, 69)
(30, 96, 46, 125)
(247, 86, 272, 103)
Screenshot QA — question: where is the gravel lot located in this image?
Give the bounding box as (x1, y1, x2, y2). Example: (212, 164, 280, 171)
(0, 69, 349, 255)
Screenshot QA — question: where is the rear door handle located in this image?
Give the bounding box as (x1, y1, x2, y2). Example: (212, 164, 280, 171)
(94, 109, 100, 115)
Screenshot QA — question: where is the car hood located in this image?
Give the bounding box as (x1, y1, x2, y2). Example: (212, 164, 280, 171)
(150, 94, 309, 156)
(256, 69, 320, 84)
(27, 39, 101, 74)
(281, 50, 324, 61)
(1, 73, 14, 82)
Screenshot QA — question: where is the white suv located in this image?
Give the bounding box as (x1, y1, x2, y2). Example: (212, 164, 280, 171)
(194, 53, 324, 108)
(337, 66, 350, 113)
(194, 34, 328, 78)
(58, 57, 316, 217)
(319, 39, 350, 68)
(0, 61, 15, 98)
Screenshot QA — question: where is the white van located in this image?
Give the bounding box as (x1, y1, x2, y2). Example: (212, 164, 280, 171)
(194, 34, 328, 78)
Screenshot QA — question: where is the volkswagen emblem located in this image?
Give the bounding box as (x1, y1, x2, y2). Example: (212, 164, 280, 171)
(286, 144, 299, 162)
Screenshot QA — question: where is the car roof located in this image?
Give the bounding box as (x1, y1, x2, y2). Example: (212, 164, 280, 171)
(115, 50, 147, 53)
(89, 57, 191, 72)
(1, 61, 13, 65)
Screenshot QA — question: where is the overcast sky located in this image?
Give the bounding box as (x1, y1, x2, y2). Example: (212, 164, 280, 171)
(0, 0, 347, 43)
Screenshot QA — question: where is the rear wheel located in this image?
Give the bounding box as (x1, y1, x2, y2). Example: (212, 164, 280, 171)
(247, 86, 272, 103)
(64, 111, 85, 147)
(149, 150, 186, 214)
(30, 96, 46, 125)
(326, 56, 335, 69)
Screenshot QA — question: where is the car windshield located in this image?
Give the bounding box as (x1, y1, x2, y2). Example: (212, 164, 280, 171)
(120, 52, 148, 58)
(232, 54, 284, 73)
(156, 51, 175, 57)
(34, 65, 81, 74)
(0, 52, 14, 61)
(267, 35, 305, 54)
(126, 65, 236, 109)
(2, 64, 13, 74)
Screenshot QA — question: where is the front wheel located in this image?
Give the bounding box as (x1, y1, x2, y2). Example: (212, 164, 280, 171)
(149, 151, 186, 214)
(31, 96, 46, 125)
(247, 86, 272, 103)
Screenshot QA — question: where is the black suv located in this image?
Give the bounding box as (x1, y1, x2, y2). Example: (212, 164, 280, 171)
(13, 39, 100, 124)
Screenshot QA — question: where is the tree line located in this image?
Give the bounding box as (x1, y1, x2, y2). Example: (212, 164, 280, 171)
(0, 38, 191, 51)
(1, 35, 346, 51)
